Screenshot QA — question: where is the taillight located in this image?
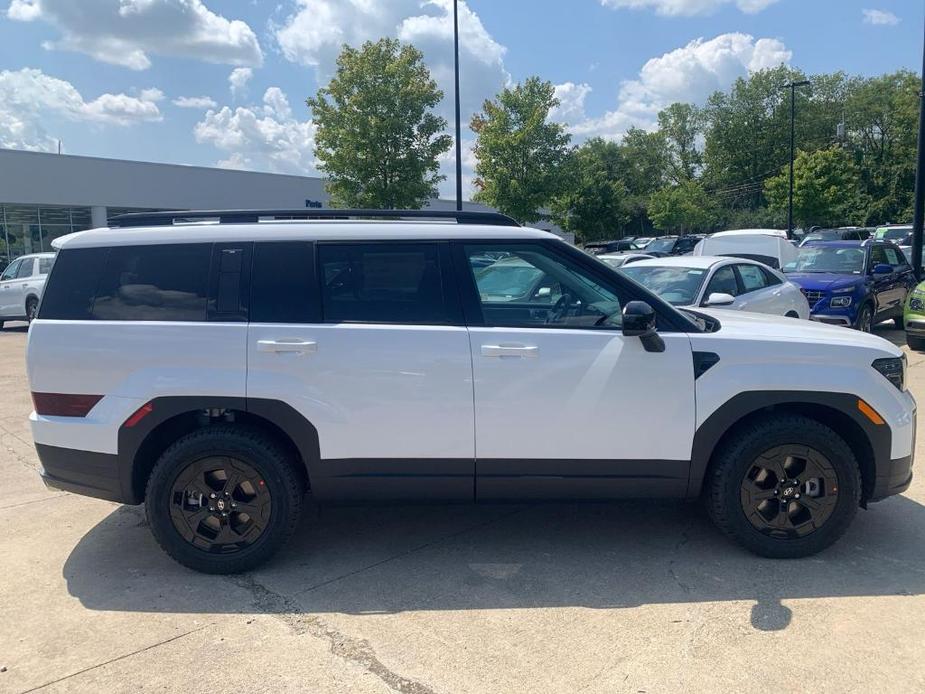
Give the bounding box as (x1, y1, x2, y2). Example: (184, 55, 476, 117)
(32, 392, 102, 417)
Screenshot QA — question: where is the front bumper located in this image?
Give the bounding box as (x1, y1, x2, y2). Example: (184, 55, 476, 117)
(810, 313, 852, 326)
(905, 317, 925, 336)
(869, 454, 914, 501)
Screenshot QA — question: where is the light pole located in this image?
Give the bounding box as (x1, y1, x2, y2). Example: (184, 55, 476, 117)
(911, 11, 925, 281)
(453, 0, 463, 211)
(780, 80, 810, 238)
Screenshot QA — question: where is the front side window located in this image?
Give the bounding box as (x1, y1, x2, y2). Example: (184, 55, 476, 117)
(465, 244, 622, 328)
(622, 265, 708, 307)
(736, 264, 768, 293)
(92, 244, 211, 321)
(883, 246, 903, 267)
(1, 259, 22, 282)
(703, 265, 738, 298)
(319, 243, 449, 324)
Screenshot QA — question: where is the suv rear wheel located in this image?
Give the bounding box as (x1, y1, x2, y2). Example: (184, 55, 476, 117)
(706, 415, 860, 558)
(145, 425, 303, 574)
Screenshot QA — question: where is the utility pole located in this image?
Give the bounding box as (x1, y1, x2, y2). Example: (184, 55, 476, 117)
(453, 0, 463, 211)
(912, 11, 925, 281)
(780, 80, 810, 239)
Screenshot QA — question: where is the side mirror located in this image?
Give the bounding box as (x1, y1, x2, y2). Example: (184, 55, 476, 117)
(622, 301, 665, 353)
(703, 292, 735, 307)
(872, 263, 893, 275)
(536, 287, 551, 297)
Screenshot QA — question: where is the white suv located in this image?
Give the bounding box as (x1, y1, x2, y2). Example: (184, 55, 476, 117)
(26, 210, 916, 573)
(0, 252, 55, 326)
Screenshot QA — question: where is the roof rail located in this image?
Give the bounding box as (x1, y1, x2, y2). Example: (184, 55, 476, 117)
(108, 208, 521, 228)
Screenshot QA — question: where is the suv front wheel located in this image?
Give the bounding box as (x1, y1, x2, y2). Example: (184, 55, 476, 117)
(706, 415, 860, 558)
(145, 425, 304, 574)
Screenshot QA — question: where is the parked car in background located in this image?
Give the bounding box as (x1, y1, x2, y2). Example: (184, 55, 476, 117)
(621, 256, 809, 318)
(598, 253, 654, 268)
(0, 252, 55, 327)
(584, 239, 636, 255)
(632, 236, 653, 249)
(799, 228, 872, 245)
(904, 280, 925, 350)
(710, 228, 788, 239)
(644, 235, 702, 257)
(693, 233, 799, 269)
(783, 240, 916, 331)
(875, 224, 912, 243)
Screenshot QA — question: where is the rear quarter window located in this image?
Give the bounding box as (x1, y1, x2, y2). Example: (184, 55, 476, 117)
(38, 248, 108, 320)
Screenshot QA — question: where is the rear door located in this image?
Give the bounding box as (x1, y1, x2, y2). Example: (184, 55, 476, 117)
(458, 240, 695, 500)
(868, 244, 901, 317)
(732, 263, 782, 315)
(0, 258, 24, 316)
(246, 240, 475, 501)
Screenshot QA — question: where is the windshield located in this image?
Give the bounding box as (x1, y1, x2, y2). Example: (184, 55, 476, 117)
(621, 265, 709, 306)
(474, 262, 544, 300)
(802, 231, 839, 243)
(783, 246, 865, 274)
(645, 238, 676, 253)
(879, 228, 911, 241)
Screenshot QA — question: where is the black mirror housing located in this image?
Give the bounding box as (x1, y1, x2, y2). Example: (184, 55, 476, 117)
(622, 301, 665, 353)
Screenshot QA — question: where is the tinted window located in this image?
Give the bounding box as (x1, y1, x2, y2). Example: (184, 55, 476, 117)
(704, 265, 738, 297)
(736, 264, 768, 293)
(761, 267, 782, 286)
(468, 244, 623, 326)
(38, 248, 108, 320)
(16, 258, 34, 279)
(1, 259, 22, 282)
(869, 245, 888, 268)
(38, 257, 54, 275)
(251, 242, 319, 323)
(883, 246, 902, 266)
(319, 243, 450, 324)
(92, 244, 211, 321)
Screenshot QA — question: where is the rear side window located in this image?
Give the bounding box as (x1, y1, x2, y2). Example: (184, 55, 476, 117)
(318, 243, 450, 324)
(38, 257, 54, 275)
(92, 244, 211, 321)
(251, 241, 320, 323)
(38, 248, 108, 320)
(736, 264, 768, 293)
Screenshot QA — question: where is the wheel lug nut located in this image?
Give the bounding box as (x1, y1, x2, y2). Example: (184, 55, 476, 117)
(210, 493, 216, 499)
(231, 503, 237, 508)
(795, 493, 801, 499)
(209, 506, 215, 511)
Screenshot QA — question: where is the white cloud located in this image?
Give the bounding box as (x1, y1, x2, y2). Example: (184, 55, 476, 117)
(194, 87, 317, 175)
(276, 0, 508, 123)
(6, 0, 262, 70)
(0, 67, 163, 150)
(550, 82, 593, 124)
(173, 95, 217, 109)
(569, 33, 791, 139)
(862, 9, 900, 26)
(600, 0, 779, 16)
(229, 67, 252, 98)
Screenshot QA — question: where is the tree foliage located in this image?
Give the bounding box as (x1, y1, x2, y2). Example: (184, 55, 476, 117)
(307, 38, 451, 209)
(648, 181, 720, 234)
(470, 77, 572, 223)
(764, 147, 866, 228)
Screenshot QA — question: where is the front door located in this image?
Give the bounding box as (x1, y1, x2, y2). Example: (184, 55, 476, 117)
(0, 258, 25, 317)
(458, 241, 696, 500)
(246, 241, 475, 501)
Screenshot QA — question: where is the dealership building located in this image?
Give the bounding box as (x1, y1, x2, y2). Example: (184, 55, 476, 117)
(0, 148, 567, 262)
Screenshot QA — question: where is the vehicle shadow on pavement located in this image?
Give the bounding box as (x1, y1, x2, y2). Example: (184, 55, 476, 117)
(64, 494, 925, 632)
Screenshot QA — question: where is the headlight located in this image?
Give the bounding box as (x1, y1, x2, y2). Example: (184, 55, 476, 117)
(872, 355, 906, 391)
(830, 296, 853, 307)
(911, 297, 925, 311)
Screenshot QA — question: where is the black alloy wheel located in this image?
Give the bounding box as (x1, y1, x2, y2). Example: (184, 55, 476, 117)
(856, 304, 872, 332)
(168, 456, 272, 553)
(740, 445, 838, 539)
(26, 298, 38, 322)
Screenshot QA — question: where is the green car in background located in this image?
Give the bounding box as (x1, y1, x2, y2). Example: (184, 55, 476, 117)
(905, 280, 925, 350)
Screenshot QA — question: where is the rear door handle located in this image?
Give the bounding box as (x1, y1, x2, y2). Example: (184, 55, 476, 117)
(481, 344, 539, 358)
(257, 339, 318, 354)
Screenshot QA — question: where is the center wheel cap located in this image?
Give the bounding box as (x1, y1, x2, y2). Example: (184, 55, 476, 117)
(215, 498, 226, 512)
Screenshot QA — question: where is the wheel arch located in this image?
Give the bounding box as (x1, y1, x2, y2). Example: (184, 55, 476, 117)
(689, 391, 887, 504)
(119, 396, 318, 504)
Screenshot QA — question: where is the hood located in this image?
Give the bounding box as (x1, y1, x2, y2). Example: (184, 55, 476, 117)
(785, 272, 865, 292)
(695, 308, 901, 356)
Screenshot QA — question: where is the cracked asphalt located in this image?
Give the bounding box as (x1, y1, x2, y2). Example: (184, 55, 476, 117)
(1, 322, 924, 693)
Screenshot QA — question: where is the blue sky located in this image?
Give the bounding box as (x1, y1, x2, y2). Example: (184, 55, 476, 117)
(0, 0, 919, 198)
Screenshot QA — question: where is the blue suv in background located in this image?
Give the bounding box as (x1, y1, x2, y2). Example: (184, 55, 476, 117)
(782, 240, 916, 331)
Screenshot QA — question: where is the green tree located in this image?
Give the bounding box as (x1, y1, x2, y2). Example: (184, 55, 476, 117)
(470, 77, 572, 223)
(307, 38, 452, 209)
(617, 127, 669, 234)
(648, 181, 720, 234)
(764, 147, 866, 228)
(657, 102, 703, 184)
(550, 138, 630, 243)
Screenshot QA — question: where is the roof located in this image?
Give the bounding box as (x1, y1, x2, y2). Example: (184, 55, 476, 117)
(801, 240, 866, 248)
(53, 221, 557, 250)
(621, 255, 744, 270)
(711, 228, 787, 238)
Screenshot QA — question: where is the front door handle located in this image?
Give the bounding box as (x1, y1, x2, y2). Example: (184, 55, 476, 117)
(257, 339, 318, 354)
(481, 344, 539, 358)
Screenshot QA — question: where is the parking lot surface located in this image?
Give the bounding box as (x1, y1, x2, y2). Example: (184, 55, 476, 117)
(1, 323, 924, 693)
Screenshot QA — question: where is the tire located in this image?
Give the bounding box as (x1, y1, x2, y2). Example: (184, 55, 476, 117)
(907, 334, 925, 351)
(855, 304, 872, 332)
(785, 311, 799, 318)
(25, 297, 38, 323)
(145, 425, 304, 574)
(705, 415, 860, 559)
